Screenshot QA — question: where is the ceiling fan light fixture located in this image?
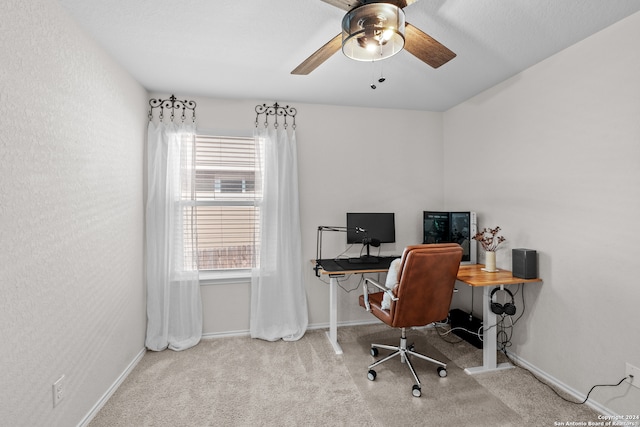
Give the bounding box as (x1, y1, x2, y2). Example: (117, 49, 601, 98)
(342, 3, 405, 62)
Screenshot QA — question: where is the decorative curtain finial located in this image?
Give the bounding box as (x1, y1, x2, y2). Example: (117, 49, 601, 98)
(149, 94, 197, 123)
(255, 102, 297, 129)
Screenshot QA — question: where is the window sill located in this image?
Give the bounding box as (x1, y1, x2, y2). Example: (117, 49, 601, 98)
(199, 269, 252, 286)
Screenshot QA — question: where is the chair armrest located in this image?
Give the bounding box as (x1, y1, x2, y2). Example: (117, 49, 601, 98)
(362, 277, 398, 311)
(364, 277, 387, 292)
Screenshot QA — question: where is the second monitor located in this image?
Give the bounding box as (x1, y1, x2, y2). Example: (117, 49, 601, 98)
(423, 211, 477, 264)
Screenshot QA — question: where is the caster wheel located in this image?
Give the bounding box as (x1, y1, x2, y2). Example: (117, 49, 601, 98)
(412, 385, 422, 397)
(367, 369, 377, 381)
(437, 367, 448, 378)
(370, 347, 379, 357)
(408, 344, 415, 352)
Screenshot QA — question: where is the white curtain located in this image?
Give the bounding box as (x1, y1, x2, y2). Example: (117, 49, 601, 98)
(250, 126, 308, 341)
(145, 120, 202, 351)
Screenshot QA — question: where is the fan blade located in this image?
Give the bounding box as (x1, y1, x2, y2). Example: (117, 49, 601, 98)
(382, 0, 420, 8)
(291, 33, 342, 75)
(320, 0, 420, 11)
(320, 0, 362, 11)
(404, 23, 456, 68)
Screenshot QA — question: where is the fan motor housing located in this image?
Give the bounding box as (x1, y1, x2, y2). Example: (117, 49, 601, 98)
(342, 3, 406, 61)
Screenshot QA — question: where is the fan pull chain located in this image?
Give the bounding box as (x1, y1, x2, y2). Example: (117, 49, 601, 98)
(370, 60, 377, 89)
(370, 60, 386, 90)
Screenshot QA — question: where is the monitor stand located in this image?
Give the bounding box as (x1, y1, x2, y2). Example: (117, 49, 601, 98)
(348, 242, 379, 264)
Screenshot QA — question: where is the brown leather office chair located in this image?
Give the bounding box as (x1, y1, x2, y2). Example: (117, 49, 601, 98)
(359, 243, 463, 397)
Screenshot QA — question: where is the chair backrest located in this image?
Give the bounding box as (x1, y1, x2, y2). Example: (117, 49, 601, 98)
(389, 243, 463, 328)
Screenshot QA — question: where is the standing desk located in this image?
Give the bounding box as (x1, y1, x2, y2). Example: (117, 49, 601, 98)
(314, 260, 542, 370)
(314, 257, 398, 355)
(456, 264, 542, 375)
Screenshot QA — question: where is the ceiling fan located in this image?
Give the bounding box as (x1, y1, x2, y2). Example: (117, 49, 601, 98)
(291, 0, 456, 75)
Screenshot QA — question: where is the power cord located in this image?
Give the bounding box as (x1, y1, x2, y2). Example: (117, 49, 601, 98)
(433, 318, 474, 344)
(317, 273, 361, 293)
(509, 284, 526, 326)
(337, 274, 364, 293)
(570, 376, 629, 405)
(503, 349, 632, 405)
(337, 271, 387, 293)
(333, 243, 355, 261)
(496, 319, 513, 352)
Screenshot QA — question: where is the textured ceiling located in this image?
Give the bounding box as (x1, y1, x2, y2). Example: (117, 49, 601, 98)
(58, 0, 640, 111)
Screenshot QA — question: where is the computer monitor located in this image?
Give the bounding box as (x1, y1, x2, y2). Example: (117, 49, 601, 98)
(346, 212, 395, 263)
(423, 211, 477, 264)
(346, 212, 395, 244)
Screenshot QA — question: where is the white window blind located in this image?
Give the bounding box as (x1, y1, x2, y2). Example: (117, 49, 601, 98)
(194, 135, 260, 270)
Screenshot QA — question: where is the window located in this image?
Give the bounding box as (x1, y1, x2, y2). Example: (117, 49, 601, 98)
(193, 135, 260, 272)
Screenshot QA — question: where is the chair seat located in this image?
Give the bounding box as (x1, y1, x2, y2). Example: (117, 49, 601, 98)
(358, 292, 392, 324)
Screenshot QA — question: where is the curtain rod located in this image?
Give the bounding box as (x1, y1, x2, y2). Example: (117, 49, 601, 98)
(255, 102, 297, 129)
(148, 94, 197, 122)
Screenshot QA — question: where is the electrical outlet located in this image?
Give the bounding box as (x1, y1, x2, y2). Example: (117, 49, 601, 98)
(52, 375, 65, 407)
(626, 363, 640, 389)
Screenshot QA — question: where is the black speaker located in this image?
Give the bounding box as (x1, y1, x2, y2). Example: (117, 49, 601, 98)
(512, 248, 537, 279)
(490, 287, 516, 316)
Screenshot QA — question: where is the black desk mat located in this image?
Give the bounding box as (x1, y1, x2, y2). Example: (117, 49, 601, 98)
(317, 256, 399, 273)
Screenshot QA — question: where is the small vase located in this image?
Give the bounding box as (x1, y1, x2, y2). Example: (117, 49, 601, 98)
(484, 251, 497, 272)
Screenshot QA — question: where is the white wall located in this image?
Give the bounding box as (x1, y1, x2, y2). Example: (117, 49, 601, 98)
(0, 2, 148, 426)
(300, 103, 444, 326)
(175, 96, 444, 334)
(444, 11, 640, 415)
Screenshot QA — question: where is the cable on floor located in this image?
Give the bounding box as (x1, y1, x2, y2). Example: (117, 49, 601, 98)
(503, 350, 632, 405)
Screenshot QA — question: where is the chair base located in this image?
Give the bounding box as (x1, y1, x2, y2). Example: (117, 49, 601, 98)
(367, 328, 447, 397)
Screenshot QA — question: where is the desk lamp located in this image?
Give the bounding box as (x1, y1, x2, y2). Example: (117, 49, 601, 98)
(315, 225, 366, 276)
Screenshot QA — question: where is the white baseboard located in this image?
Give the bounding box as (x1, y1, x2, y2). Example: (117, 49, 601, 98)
(201, 319, 381, 340)
(201, 329, 251, 339)
(77, 348, 146, 427)
(506, 351, 617, 417)
(307, 319, 380, 331)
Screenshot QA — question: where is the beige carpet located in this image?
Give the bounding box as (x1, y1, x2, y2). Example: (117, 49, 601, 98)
(89, 324, 598, 426)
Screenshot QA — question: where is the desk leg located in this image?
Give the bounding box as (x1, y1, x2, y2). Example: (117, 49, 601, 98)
(326, 276, 343, 355)
(464, 286, 513, 375)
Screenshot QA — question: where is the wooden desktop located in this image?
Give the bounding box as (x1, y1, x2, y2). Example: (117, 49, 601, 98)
(457, 264, 542, 287)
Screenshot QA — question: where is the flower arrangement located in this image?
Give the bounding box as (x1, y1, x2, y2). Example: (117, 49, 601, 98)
(472, 226, 506, 252)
